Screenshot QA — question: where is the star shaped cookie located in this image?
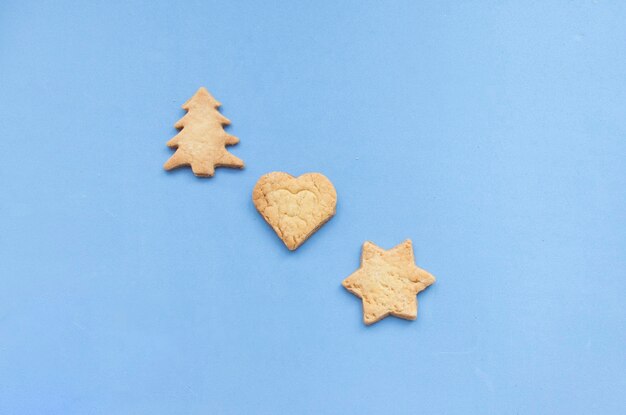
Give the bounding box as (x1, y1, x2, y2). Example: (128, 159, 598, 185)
(342, 240, 435, 325)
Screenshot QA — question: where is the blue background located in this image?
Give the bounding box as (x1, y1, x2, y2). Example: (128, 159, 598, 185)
(1, 1, 625, 413)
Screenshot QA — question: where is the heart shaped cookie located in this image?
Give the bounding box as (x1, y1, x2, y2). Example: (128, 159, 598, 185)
(253, 172, 337, 250)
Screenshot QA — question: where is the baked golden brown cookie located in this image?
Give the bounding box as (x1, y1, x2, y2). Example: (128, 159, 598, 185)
(343, 240, 435, 325)
(164, 87, 244, 177)
(252, 172, 337, 250)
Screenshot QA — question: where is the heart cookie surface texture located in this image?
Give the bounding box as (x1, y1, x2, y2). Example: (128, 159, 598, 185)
(253, 172, 337, 250)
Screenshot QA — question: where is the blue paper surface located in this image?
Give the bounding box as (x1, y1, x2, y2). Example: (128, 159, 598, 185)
(1, 1, 625, 413)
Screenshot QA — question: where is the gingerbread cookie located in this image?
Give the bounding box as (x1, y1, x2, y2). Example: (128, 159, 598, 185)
(252, 172, 337, 250)
(342, 240, 435, 325)
(164, 87, 244, 177)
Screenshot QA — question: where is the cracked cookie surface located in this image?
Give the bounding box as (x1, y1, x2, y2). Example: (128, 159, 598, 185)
(342, 240, 435, 325)
(252, 172, 337, 250)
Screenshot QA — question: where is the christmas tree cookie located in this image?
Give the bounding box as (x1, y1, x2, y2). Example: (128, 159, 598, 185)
(164, 87, 244, 177)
